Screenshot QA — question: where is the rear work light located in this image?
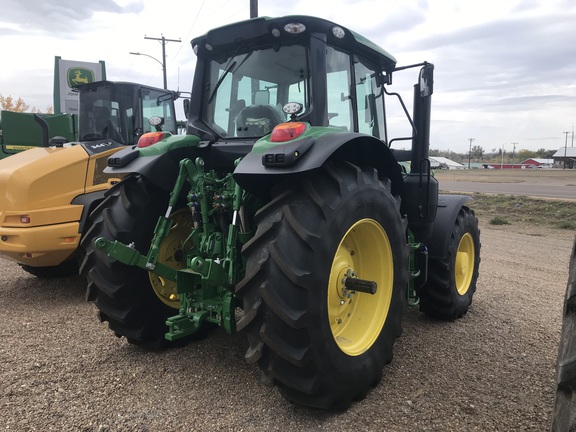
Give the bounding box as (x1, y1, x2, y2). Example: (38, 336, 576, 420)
(137, 132, 165, 148)
(284, 22, 306, 34)
(270, 122, 307, 142)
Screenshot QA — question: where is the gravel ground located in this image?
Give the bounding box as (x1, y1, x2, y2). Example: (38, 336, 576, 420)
(1, 221, 573, 431)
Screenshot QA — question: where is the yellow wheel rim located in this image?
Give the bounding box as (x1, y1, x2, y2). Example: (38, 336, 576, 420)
(455, 232, 475, 295)
(149, 209, 192, 309)
(327, 218, 393, 356)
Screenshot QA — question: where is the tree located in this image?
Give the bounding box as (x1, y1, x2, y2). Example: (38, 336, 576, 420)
(537, 148, 556, 158)
(31, 106, 54, 114)
(471, 145, 484, 159)
(516, 149, 534, 162)
(0, 94, 30, 112)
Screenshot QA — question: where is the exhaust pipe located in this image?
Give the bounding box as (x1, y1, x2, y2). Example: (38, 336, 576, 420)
(33, 114, 50, 147)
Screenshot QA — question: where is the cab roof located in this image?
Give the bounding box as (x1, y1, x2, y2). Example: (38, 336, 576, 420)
(192, 15, 397, 71)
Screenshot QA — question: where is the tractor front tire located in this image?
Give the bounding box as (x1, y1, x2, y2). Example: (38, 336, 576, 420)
(81, 174, 184, 348)
(236, 162, 409, 410)
(418, 206, 480, 320)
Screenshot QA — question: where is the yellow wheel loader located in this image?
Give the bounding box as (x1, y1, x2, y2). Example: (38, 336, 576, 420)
(0, 81, 179, 277)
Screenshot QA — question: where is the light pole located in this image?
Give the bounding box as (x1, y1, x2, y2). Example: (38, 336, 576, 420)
(468, 138, 475, 169)
(129, 51, 166, 88)
(130, 35, 181, 90)
(511, 142, 517, 168)
(563, 131, 570, 169)
(500, 143, 505, 169)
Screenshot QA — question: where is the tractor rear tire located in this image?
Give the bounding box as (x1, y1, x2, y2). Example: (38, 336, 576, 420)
(236, 162, 409, 410)
(551, 237, 576, 432)
(418, 206, 480, 320)
(80, 174, 185, 348)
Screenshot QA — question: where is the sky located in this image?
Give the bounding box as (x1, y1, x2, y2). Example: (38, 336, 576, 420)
(1, 0, 575, 153)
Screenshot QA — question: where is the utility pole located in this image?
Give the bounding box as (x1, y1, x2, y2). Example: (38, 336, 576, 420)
(142, 35, 181, 89)
(563, 131, 570, 169)
(468, 138, 475, 169)
(500, 143, 505, 169)
(511, 142, 517, 168)
(250, 0, 258, 18)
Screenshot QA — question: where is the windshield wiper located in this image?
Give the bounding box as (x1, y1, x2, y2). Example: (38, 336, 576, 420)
(208, 60, 237, 104)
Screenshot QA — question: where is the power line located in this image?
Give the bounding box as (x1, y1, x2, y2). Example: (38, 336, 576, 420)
(142, 35, 181, 89)
(175, 0, 207, 60)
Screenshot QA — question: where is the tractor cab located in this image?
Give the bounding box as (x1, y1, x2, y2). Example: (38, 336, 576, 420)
(187, 16, 398, 143)
(76, 81, 178, 146)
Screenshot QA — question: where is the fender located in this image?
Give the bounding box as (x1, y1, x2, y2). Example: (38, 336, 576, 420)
(104, 146, 187, 191)
(426, 194, 473, 259)
(104, 134, 254, 192)
(234, 130, 405, 199)
(72, 190, 108, 233)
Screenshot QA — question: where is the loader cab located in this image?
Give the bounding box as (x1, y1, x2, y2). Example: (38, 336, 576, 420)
(188, 16, 397, 143)
(77, 81, 178, 146)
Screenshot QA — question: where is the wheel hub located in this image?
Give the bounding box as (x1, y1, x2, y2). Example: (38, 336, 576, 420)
(327, 219, 393, 356)
(148, 209, 193, 309)
(455, 232, 474, 295)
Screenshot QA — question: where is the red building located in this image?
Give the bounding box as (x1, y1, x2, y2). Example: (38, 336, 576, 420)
(521, 158, 554, 168)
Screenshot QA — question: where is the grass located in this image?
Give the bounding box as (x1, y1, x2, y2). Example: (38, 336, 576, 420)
(464, 193, 576, 230)
(489, 216, 510, 226)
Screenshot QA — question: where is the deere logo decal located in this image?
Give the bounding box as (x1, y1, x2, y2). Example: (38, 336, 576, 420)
(67, 68, 95, 87)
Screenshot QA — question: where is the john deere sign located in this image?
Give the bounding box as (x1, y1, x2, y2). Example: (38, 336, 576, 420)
(54, 57, 106, 115)
(67, 68, 95, 87)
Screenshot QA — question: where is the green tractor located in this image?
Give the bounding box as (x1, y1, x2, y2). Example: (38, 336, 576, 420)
(82, 15, 481, 410)
(0, 81, 179, 277)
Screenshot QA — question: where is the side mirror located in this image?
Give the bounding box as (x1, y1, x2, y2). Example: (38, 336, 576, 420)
(183, 99, 190, 118)
(49, 136, 68, 147)
(419, 63, 434, 97)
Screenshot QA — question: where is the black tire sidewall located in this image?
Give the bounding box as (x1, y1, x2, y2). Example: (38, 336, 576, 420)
(418, 207, 480, 319)
(83, 174, 179, 345)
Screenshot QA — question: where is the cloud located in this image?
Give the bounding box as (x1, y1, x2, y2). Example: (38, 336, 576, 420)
(0, 0, 144, 34)
(0, 27, 18, 37)
(395, 9, 576, 120)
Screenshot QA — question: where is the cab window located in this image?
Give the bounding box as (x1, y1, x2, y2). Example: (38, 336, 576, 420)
(354, 59, 385, 139)
(325, 46, 352, 131)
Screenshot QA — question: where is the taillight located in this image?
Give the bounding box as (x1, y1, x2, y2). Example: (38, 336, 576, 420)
(270, 122, 307, 142)
(137, 132, 165, 148)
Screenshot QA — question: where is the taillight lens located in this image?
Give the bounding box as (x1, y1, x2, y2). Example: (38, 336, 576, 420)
(137, 132, 165, 148)
(270, 123, 307, 142)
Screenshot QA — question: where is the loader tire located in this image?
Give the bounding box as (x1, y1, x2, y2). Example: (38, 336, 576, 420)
(81, 174, 187, 348)
(236, 162, 409, 410)
(20, 259, 78, 278)
(418, 206, 480, 320)
(551, 237, 576, 432)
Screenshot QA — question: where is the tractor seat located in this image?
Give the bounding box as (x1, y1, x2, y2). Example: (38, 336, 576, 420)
(236, 105, 285, 137)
